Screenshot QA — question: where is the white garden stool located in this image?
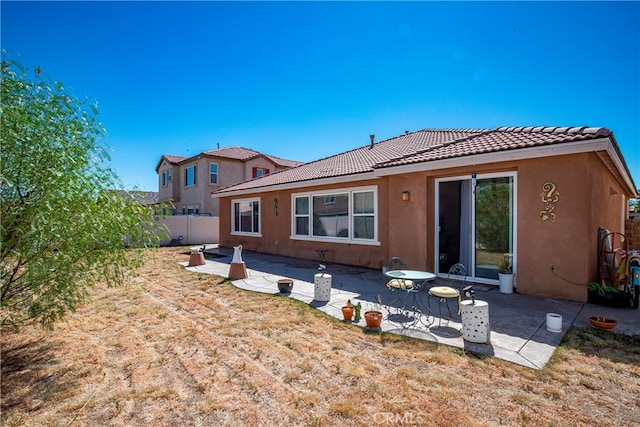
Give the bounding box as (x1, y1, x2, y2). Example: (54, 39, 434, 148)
(314, 273, 332, 302)
(460, 299, 490, 343)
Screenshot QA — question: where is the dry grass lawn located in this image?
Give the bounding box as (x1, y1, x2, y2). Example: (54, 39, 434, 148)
(2, 247, 640, 426)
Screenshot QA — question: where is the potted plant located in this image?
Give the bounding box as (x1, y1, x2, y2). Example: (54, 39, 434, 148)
(341, 300, 354, 322)
(498, 253, 514, 294)
(587, 281, 628, 308)
(364, 295, 383, 330)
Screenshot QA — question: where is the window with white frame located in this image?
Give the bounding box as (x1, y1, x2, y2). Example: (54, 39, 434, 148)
(294, 196, 309, 235)
(210, 163, 218, 184)
(162, 170, 172, 187)
(232, 198, 260, 235)
(292, 187, 377, 242)
(185, 165, 197, 187)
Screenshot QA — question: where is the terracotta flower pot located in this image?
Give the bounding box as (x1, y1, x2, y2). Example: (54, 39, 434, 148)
(588, 315, 618, 330)
(341, 306, 354, 321)
(364, 310, 383, 329)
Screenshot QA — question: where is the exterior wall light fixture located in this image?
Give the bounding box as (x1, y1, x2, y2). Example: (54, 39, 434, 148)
(402, 191, 410, 201)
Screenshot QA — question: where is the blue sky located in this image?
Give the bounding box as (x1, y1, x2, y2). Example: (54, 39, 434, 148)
(2, 1, 639, 191)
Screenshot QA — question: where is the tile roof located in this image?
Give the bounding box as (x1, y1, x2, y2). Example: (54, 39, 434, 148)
(157, 147, 302, 171)
(375, 126, 612, 168)
(202, 146, 264, 161)
(113, 190, 159, 206)
(214, 126, 623, 194)
(162, 154, 187, 164)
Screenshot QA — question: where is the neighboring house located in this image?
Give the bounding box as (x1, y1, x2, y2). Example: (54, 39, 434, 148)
(114, 190, 159, 206)
(155, 147, 303, 217)
(212, 126, 637, 302)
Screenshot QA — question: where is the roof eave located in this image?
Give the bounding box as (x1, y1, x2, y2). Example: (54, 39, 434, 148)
(373, 137, 636, 196)
(212, 172, 379, 198)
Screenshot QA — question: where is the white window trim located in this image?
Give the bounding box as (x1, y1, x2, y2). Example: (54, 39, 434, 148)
(209, 162, 219, 185)
(231, 197, 262, 237)
(185, 164, 197, 187)
(290, 185, 379, 245)
(434, 171, 517, 285)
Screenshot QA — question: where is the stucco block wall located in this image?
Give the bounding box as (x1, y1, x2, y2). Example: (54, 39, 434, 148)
(625, 217, 640, 250)
(159, 215, 219, 245)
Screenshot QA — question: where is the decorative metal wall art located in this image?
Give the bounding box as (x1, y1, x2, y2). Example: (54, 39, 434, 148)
(540, 182, 559, 222)
(273, 198, 279, 216)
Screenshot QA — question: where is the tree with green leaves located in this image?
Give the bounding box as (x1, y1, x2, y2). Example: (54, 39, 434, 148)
(1, 54, 167, 328)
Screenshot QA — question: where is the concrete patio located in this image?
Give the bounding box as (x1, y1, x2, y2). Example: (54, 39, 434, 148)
(182, 246, 640, 370)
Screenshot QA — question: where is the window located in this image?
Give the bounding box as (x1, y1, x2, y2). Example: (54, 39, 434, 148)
(252, 167, 269, 178)
(233, 198, 260, 235)
(185, 165, 197, 187)
(294, 196, 309, 235)
(292, 187, 377, 242)
(210, 163, 218, 184)
(352, 191, 375, 239)
(182, 205, 200, 215)
(162, 170, 172, 187)
(313, 193, 349, 237)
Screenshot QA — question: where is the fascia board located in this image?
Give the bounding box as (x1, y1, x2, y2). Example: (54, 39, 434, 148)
(373, 138, 638, 192)
(212, 172, 379, 198)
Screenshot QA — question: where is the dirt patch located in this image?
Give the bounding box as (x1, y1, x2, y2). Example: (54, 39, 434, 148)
(2, 247, 639, 426)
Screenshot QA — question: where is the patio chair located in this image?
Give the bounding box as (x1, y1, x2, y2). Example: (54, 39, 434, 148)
(384, 257, 413, 290)
(446, 263, 467, 290)
(428, 263, 464, 326)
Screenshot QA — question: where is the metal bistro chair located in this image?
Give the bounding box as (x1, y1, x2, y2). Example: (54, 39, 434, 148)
(428, 263, 466, 326)
(384, 257, 414, 292)
(383, 257, 426, 328)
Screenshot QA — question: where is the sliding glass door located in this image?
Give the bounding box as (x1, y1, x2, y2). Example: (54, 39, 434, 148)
(437, 174, 515, 282)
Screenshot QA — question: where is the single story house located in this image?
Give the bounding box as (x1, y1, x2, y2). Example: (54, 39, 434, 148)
(212, 126, 637, 302)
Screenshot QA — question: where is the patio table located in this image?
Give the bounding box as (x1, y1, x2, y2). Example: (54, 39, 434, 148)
(384, 270, 436, 328)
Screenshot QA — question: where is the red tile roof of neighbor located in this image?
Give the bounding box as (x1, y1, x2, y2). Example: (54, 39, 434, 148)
(202, 146, 304, 168)
(161, 155, 187, 164)
(213, 126, 634, 194)
(157, 147, 303, 171)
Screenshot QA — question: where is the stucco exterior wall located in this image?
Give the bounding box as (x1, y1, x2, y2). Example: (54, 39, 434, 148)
(157, 161, 180, 204)
(219, 179, 391, 269)
(176, 156, 291, 217)
(218, 152, 630, 302)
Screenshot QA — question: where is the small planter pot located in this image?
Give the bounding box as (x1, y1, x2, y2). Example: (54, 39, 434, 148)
(364, 310, 383, 329)
(546, 313, 562, 333)
(498, 273, 514, 294)
(277, 279, 293, 294)
(588, 315, 618, 330)
(341, 306, 354, 321)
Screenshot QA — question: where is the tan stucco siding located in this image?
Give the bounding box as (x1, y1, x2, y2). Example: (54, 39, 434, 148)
(218, 152, 629, 302)
(513, 152, 626, 302)
(157, 162, 180, 203)
(219, 179, 390, 269)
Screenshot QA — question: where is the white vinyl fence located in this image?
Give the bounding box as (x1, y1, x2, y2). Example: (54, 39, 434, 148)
(158, 215, 219, 245)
